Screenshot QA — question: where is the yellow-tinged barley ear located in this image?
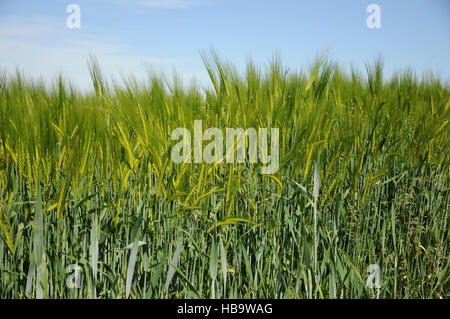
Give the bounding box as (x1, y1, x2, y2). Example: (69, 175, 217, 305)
(80, 133, 91, 176)
(0, 210, 14, 255)
(56, 181, 68, 220)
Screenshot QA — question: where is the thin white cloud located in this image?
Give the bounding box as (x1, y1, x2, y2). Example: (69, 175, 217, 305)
(0, 14, 179, 90)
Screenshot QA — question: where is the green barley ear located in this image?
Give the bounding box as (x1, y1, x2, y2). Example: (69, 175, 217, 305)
(56, 180, 67, 220)
(0, 209, 14, 255)
(87, 55, 107, 100)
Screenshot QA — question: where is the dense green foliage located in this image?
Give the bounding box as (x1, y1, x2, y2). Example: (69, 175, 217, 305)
(0, 54, 448, 298)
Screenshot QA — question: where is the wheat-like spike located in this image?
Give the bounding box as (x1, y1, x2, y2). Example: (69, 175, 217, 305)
(56, 180, 67, 220)
(0, 210, 14, 255)
(0, 171, 4, 190)
(58, 144, 67, 170)
(33, 159, 39, 198)
(226, 163, 234, 204)
(18, 141, 24, 177)
(26, 151, 32, 194)
(4, 142, 17, 164)
(80, 133, 91, 177)
(137, 103, 149, 145)
(116, 122, 136, 171)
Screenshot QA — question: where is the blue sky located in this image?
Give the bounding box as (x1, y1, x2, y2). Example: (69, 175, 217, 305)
(1, 0, 449, 90)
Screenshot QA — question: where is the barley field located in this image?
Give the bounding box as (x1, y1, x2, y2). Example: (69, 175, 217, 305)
(0, 54, 448, 299)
